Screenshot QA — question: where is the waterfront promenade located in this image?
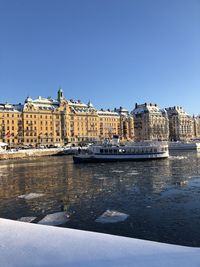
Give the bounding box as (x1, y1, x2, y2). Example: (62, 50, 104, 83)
(0, 148, 65, 160)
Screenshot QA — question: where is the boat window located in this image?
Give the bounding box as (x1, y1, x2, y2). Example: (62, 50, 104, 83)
(109, 149, 113, 154)
(100, 149, 103, 153)
(105, 149, 108, 153)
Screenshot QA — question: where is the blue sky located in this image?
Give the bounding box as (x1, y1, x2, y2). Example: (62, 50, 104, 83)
(0, 0, 199, 114)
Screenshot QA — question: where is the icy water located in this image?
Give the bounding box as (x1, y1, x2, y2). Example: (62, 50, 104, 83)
(1, 151, 200, 246)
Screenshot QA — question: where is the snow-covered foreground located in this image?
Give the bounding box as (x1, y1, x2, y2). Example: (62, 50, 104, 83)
(0, 218, 200, 267)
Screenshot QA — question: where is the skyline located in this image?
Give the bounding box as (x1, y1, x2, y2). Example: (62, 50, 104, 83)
(0, 0, 200, 114)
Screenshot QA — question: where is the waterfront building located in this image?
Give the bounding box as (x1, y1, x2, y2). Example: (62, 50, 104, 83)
(0, 89, 134, 147)
(192, 116, 200, 140)
(166, 106, 194, 141)
(0, 103, 23, 146)
(131, 103, 169, 141)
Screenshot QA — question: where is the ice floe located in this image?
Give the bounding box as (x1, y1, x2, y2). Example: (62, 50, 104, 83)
(111, 170, 124, 173)
(18, 193, 44, 200)
(169, 156, 187, 160)
(126, 171, 139, 176)
(38, 211, 70, 226)
(17, 217, 37, 223)
(95, 210, 129, 223)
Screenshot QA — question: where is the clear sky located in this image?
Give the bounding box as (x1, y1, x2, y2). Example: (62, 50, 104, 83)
(0, 0, 199, 114)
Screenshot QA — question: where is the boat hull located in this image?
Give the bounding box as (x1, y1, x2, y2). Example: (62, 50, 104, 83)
(73, 152, 168, 163)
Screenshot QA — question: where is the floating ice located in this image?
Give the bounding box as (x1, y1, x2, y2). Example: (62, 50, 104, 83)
(174, 180, 188, 186)
(18, 193, 44, 200)
(126, 171, 139, 176)
(96, 177, 108, 180)
(111, 170, 124, 173)
(94, 175, 108, 180)
(17, 217, 37, 223)
(38, 211, 70, 226)
(95, 210, 129, 224)
(169, 156, 187, 160)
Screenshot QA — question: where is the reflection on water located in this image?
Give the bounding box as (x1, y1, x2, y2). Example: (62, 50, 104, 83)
(1, 151, 200, 246)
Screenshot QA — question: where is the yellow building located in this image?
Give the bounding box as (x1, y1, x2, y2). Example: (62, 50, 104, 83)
(0, 89, 134, 147)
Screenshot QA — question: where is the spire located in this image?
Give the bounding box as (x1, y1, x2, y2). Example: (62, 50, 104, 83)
(87, 100, 93, 108)
(57, 87, 64, 102)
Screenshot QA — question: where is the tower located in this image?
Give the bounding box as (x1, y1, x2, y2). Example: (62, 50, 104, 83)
(57, 87, 64, 102)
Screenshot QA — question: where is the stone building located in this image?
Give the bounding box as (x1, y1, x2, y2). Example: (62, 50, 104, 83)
(193, 116, 200, 139)
(165, 106, 194, 141)
(131, 103, 169, 141)
(0, 88, 134, 147)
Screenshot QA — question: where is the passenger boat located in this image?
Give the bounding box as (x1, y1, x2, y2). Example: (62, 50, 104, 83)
(73, 141, 169, 163)
(168, 142, 200, 151)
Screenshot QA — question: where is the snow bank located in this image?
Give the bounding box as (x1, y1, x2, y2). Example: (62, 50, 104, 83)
(0, 218, 200, 267)
(95, 210, 129, 223)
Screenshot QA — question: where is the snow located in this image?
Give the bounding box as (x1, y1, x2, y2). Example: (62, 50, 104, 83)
(38, 211, 70, 226)
(0, 218, 200, 267)
(18, 193, 44, 200)
(17, 217, 37, 223)
(95, 210, 129, 223)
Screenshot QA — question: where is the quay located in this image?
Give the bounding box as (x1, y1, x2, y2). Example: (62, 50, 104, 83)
(0, 218, 200, 267)
(0, 148, 64, 160)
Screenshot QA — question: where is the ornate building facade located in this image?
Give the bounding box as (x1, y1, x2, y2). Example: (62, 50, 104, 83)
(132, 103, 169, 141)
(0, 89, 134, 147)
(165, 106, 194, 141)
(193, 116, 200, 139)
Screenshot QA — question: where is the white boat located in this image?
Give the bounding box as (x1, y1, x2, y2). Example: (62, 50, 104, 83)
(168, 142, 200, 151)
(73, 141, 169, 163)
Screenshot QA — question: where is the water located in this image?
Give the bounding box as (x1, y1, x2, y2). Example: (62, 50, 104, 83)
(1, 151, 200, 246)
